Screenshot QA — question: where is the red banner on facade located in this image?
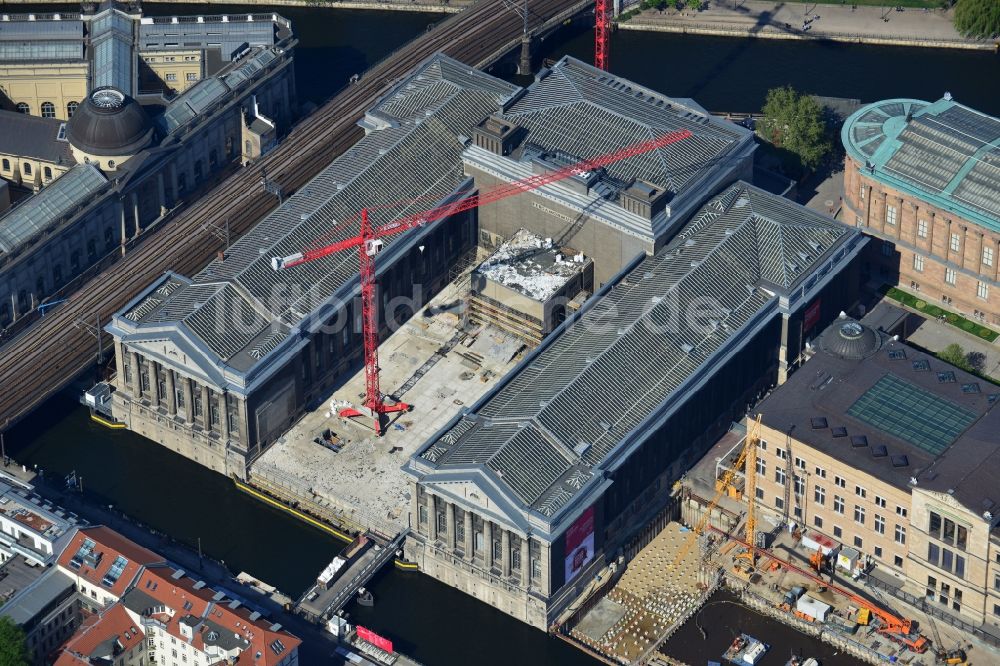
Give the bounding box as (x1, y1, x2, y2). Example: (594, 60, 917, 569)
(804, 299, 822, 332)
(357, 626, 394, 653)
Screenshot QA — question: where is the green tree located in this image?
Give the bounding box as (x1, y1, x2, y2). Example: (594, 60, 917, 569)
(758, 86, 832, 174)
(938, 343, 973, 372)
(0, 616, 30, 666)
(953, 0, 1000, 39)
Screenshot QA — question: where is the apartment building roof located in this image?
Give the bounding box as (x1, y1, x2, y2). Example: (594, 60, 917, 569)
(56, 526, 165, 598)
(755, 317, 1000, 518)
(54, 603, 144, 665)
(0, 110, 73, 164)
(842, 97, 1000, 233)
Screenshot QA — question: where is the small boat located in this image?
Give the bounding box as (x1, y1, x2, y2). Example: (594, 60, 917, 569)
(356, 586, 374, 607)
(723, 633, 769, 666)
(785, 657, 820, 666)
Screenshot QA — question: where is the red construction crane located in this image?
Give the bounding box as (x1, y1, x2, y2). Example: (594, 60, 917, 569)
(271, 129, 692, 434)
(594, 0, 611, 70)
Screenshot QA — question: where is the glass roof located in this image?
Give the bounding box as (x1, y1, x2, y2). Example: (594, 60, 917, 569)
(847, 374, 977, 456)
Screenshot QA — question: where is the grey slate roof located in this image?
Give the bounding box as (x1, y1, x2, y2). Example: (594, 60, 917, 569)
(0, 110, 72, 163)
(0, 164, 108, 254)
(755, 319, 1000, 517)
(138, 16, 280, 64)
(502, 56, 749, 198)
(415, 182, 854, 520)
(119, 54, 519, 373)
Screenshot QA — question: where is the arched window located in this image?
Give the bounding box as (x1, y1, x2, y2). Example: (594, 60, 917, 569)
(41, 102, 55, 118)
(43, 166, 52, 180)
(245, 140, 252, 155)
(67, 101, 79, 118)
(22, 162, 31, 176)
(1, 158, 9, 172)
(15, 102, 29, 114)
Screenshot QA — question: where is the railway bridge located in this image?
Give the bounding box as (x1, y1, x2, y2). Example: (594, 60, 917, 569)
(0, 0, 593, 430)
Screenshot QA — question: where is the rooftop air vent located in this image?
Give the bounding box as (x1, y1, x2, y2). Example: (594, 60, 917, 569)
(850, 435, 868, 448)
(810, 417, 828, 429)
(871, 445, 888, 458)
(937, 371, 956, 383)
(961, 383, 980, 394)
(912, 359, 930, 371)
(891, 455, 909, 468)
(888, 349, 906, 360)
(831, 426, 848, 438)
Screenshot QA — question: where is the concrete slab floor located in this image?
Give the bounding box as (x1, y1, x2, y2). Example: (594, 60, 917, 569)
(250, 277, 524, 535)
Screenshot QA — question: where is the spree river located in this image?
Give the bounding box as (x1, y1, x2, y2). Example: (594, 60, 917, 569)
(9, 4, 999, 664)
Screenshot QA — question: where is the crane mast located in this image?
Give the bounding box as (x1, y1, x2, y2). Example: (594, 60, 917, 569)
(272, 129, 692, 434)
(594, 0, 610, 71)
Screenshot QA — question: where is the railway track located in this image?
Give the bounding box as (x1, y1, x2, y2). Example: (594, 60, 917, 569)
(0, 0, 583, 429)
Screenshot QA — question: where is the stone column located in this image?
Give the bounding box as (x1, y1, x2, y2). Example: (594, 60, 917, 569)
(483, 520, 493, 569)
(119, 198, 127, 257)
(445, 501, 455, 551)
(182, 377, 194, 422)
(149, 361, 160, 404)
(218, 392, 230, 440)
(520, 536, 529, 583)
(464, 510, 473, 561)
(157, 171, 167, 217)
(128, 352, 141, 397)
(200, 385, 210, 428)
(428, 495, 438, 542)
(501, 529, 511, 577)
(131, 192, 141, 239)
(164, 369, 176, 416)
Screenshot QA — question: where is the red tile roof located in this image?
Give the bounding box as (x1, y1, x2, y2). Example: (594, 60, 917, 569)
(57, 526, 164, 598)
(130, 567, 301, 666)
(54, 603, 144, 665)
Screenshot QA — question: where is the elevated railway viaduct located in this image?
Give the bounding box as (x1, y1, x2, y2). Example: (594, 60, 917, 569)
(0, 0, 591, 429)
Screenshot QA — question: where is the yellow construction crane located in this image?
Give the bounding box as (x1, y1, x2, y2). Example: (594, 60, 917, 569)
(671, 414, 763, 569)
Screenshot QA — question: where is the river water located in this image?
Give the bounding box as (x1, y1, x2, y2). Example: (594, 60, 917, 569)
(9, 4, 999, 664)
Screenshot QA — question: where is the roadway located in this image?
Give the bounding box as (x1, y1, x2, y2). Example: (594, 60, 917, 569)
(0, 0, 590, 429)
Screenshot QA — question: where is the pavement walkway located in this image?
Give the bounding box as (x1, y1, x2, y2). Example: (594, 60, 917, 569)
(904, 314, 1000, 382)
(622, 1, 991, 49)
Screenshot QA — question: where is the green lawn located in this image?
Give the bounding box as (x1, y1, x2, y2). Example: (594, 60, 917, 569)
(884, 286, 999, 342)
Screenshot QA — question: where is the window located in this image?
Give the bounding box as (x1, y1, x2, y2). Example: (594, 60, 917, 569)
(756, 458, 766, 476)
(41, 101, 55, 118)
(436, 511, 446, 535)
(794, 456, 806, 470)
(940, 582, 950, 606)
(757, 439, 767, 451)
(913, 255, 924, 272)
(994, 574, 1000, 592)
(834, 495, 845, 514)
(755, 487, 764, 500)
(859, 183, 865, 200)
(897, 506, 907, 518)
(775, 448, 787, 460)
(492, 539, 502, 562)
(775, 468, 786, 486)
(886, 205, 898, 226)
(1, 158, 8, 172)
(953, 588, 962, 612)
(854, 505, 866, 525)
(855, 485, 867, 498)
(874, 546, 883, 558)
(813, 515, 823, 529)
(67, 101, 78, 117)
(985, 246, 995, 267)
(793, 475, 805, 496)
(418, 505, 427, 525)
(955, 554, 965, 579)
(23, 162, 31, 176)
(511, 545, 520, 570)
(895, 525, 906, 544)
(875, 496, 886, 508)
(928, 543, 940, 566)
(874, 514, 885, 534)
(835, 476, 846, 488)
(43, 166, 52, 180)
(926, 576, 937, 600)
(917, 219, 928, 238)
(894, 555, 903, 567)
(775, 496, 785, 510)
(977, 281, 989, 301)
(186, 72, 197, 81)
(950, 233, 961, 253)
(14, 102, 30, 114)
(945, 268, 957, 285)
(814, 486, 826, 506)
(854, 535, 863, 548)
(166, 73, 177, 82)
(814, 466, 826, 478)
(455, 517, 465, 544)
(833, 525, 842, 538)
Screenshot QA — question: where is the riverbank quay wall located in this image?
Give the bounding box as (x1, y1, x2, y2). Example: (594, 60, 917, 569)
(403, 182, 867, 630)
(0, 37, 297, 334)
(104, 55, 517, 479)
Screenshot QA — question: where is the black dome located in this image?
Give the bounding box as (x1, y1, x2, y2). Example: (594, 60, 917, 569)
(818, 318, 882, 361)
(66, 87, 154, 156)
